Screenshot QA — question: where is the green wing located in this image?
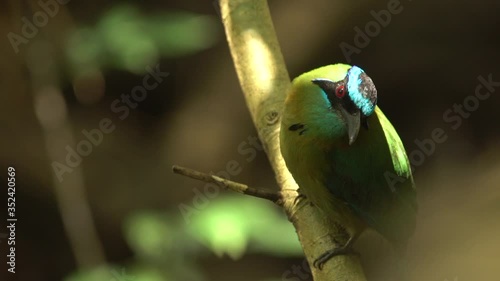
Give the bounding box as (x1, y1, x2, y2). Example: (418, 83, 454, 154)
(325, 106, 417, 246)
(375, 106, 415, 185)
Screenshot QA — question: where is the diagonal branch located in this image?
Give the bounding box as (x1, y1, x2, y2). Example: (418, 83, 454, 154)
(219, 0, 367, 280)
(172, 165, 281, 203)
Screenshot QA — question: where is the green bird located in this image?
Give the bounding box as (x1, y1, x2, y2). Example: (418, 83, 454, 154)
(280, 64, 417, 268)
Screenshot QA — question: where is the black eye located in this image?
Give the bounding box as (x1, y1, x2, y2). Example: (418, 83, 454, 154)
(335, 85, 346, 98)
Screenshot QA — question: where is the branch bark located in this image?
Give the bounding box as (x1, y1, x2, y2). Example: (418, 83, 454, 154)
(173, 165, 281, 203)
(179, 0, 367, 280)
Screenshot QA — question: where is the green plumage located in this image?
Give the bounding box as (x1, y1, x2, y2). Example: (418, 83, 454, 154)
(280, 64, 417, 253)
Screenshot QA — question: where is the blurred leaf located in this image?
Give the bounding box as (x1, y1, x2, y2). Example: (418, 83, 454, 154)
(149, 13, 219, 57)
(187, 195, 303, 259)
(124, 212, 205, 281)
(66, 4, 219, 74)
(128, 266, 169, 281)
(65, 266, 111, 281)
(97, 5, 158, 73)
(65, 265, 135, 281)
(65, 264, 172, 281)
(249, 208, 304, 256)
(187, 196, 248, 259)
(65, 27, 102, 75)
(125, 212, 174, 258)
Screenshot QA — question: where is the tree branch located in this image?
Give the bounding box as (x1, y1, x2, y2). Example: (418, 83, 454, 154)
(220, 1, 367, 280)
(174, 0, 367, 280)
(172, 165, 281, 203)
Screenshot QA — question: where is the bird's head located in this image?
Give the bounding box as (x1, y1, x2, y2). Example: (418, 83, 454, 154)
(282, 64, 377, 145)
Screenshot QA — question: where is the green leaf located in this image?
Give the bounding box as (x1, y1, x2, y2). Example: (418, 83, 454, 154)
(187, 195, 303, 259)
(124, 212, 174, 257)
(65, 4, 219, 74)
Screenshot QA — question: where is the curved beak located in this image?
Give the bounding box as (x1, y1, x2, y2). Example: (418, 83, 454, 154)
(340, 107, 361, 145)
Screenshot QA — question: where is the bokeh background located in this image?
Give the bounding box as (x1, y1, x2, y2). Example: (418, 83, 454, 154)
(1, 0, 499, 280)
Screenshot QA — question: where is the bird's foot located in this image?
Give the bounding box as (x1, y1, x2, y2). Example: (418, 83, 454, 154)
(313, 244, 359, 270)
(293, 193, 306, 206)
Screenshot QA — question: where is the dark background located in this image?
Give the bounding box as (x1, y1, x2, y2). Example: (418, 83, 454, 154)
(0, 0, 499, 280)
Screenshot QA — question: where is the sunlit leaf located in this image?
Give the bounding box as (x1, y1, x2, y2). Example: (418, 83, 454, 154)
(187, 195, 302, 259)
(188, 196, 249, 259)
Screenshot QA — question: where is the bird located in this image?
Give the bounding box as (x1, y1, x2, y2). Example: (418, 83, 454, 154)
(279, 64, 417, 269)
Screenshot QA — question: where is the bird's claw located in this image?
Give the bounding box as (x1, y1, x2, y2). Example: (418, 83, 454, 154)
(313, 246, 360, 270)
(293, 193, 306, 206)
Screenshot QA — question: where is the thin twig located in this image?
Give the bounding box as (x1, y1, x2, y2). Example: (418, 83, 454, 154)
(172, 165, 281, 203)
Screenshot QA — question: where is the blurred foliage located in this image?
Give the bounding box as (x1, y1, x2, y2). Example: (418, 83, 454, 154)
(187, 195, 302, 259)
(65, 4, 220, 75)
(65, 195, 302, 281)
(125, 212, 204, 281)
(66, 264, 165, 281)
